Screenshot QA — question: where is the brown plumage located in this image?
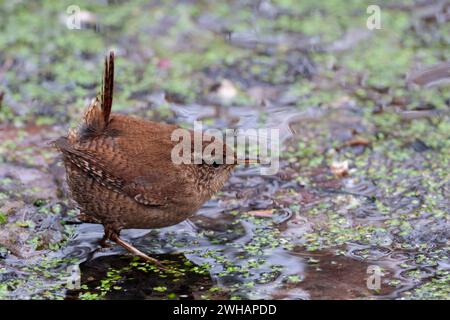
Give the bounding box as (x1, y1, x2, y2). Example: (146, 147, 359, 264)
(54, 52, 246, 266)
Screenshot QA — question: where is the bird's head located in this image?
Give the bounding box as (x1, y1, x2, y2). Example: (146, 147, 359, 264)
(181, 133, 258, 197)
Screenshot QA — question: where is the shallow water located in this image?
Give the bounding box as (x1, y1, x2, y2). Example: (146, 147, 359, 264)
(1, 0, 449, 300)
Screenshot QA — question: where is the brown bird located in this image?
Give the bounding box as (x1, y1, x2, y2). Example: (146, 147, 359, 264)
(54, 52, 254, 267)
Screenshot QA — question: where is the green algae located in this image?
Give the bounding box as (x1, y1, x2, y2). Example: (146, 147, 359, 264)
(1, 0, 449, 300)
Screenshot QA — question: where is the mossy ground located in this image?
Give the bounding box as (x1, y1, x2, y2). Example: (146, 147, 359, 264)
(0, 1, 448, 299)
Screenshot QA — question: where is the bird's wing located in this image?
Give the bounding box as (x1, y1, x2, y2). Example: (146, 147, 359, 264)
(54, 137, 177, 207)
(122, 175, 176, 207)
(54, 137, 125, 190)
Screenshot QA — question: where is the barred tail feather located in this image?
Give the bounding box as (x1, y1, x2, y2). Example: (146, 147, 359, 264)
(102, 51, 114, 125)
(80, 51, 115, 140)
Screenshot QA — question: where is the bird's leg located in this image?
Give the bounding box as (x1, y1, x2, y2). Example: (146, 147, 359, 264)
(78, 212, 102, 224)
(99, 233, 112, 248)
(98, 225, 115, 248)
(106, 231, 167, 270)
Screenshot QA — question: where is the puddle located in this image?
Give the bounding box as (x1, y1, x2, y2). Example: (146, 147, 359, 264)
(1, 1, 449, 300)
(69, 254, 222, 300)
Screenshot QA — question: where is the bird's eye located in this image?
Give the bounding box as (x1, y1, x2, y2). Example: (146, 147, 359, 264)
(200, 159, 221, 168)
(212, 161, 221, 168)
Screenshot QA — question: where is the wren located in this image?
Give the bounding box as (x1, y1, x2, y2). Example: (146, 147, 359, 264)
(54, 52, 254, 267)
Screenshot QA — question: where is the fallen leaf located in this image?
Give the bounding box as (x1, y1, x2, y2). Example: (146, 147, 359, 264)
(210, 79, 238, 102)
(330, 160, 349, 178)
(344, 137, 370, 148)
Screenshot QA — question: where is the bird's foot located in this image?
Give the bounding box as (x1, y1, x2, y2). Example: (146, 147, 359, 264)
(109, 233, 169, 271)
(98, 240, 113, 249)
(98, 235, 112, 248)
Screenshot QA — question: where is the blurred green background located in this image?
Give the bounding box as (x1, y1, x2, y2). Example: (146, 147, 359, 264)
(0, 0, 449, 300)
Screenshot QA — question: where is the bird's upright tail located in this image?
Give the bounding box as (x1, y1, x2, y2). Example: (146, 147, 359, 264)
(77, 51, 115, 140)
(101, 51, 114, 125)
